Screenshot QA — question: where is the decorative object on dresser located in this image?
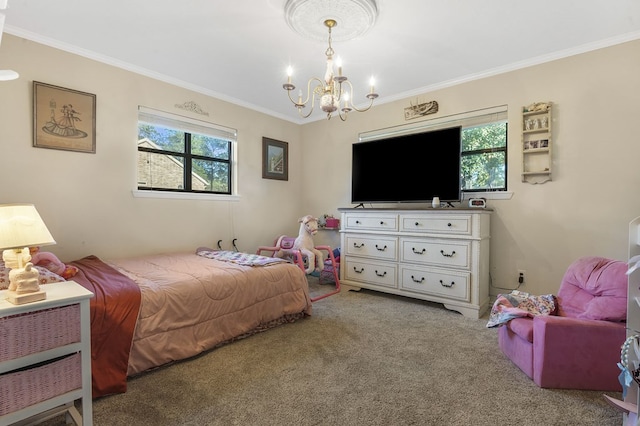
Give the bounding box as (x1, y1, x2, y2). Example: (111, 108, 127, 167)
(0, 281, 94, 425)
(0, 204, 56, 304)
(338, 208, 491, 318)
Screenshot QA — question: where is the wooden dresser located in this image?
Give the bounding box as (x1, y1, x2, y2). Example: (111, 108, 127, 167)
(339, 208, 491, 319)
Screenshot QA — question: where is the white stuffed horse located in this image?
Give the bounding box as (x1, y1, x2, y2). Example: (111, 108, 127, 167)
(293, 215, 324, 274)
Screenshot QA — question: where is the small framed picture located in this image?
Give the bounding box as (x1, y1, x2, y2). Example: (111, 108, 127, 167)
(540, 139, 549, 148)
(33, 81, 97, 153)
(262, 137, 288, 181)
(523, 141, 530, 150)
(530, 140, 539, 149)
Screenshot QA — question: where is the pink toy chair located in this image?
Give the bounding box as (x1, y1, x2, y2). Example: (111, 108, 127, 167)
(497, 256, 627, 390)
(257, 236, 340, 302)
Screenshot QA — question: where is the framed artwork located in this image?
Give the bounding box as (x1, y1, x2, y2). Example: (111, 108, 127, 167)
(262, 137, 288, 181)
(33, 81, 97, 153)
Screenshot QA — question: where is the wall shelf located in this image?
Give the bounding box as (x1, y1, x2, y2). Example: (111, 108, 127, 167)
(522, 102, 553, 184)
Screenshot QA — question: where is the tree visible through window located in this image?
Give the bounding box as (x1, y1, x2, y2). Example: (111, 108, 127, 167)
(137, 110, 234, 194)
(461, 122, 507, 192)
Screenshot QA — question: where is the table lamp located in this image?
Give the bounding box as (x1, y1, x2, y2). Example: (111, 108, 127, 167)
(0, 204, 56, 304)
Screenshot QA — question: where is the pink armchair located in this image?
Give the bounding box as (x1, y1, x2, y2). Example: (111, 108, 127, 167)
(498, 256, 627, 390)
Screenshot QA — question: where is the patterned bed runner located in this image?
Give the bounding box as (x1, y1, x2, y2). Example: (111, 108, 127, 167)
(196, 248, 287, 267)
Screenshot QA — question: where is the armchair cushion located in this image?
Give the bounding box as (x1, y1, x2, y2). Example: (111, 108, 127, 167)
(557, 256, 627, 321)
(506, 317, 533, 343)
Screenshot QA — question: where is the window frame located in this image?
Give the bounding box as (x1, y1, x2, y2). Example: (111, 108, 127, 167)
(134, 107, 239, 201)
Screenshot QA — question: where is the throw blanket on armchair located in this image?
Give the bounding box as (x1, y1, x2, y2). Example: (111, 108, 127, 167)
(486, 290, 557, 328)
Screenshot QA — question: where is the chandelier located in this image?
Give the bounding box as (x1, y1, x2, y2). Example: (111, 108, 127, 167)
(283, 18, 378, 121)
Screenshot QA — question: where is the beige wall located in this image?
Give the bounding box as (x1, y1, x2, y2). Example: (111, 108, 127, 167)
(0, 35, 304, 261)
(1, 34, 639, 296)
(301, 39, 640, 295)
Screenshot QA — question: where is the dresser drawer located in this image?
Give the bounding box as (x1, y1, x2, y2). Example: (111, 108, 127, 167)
(344, 258, 397, 288)
(345, 234, 398, 261)
(400, 238, 471, 269)
(344, 214, 398, 231)
(0, 352, 82, 416)
(0, 304, 81, 362)
(399, 265, 470, 301)
(400, 214, 471, 235)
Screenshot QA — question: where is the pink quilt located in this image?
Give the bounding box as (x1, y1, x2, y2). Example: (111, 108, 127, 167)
(107, 251, 312, 376)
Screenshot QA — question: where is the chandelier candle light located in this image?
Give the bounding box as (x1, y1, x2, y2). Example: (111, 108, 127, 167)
(283, 19, 378, 121)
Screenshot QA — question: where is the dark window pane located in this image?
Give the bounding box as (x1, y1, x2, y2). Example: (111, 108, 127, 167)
(192, 159, 230, 193)
(461, 151, 506, 191)
(138, 123, 185, 153)
(191, 134, 230, 160)
(137, 151, 185, 189)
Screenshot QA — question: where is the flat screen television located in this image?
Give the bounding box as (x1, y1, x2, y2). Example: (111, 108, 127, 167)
(351, 126, 462, 204)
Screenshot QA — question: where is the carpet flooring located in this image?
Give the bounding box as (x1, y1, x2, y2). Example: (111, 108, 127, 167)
(43, 278, 622, 425)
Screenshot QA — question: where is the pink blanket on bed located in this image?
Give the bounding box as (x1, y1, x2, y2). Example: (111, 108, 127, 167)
(107, 252, 311, 376)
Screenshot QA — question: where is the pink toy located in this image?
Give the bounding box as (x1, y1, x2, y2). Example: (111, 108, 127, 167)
(29, 247, 78, 279)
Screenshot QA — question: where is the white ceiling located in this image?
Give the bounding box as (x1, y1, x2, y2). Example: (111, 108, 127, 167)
(3, 0, 640, 124)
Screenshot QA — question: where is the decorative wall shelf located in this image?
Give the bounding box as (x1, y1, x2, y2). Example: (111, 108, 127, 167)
(522, 102, 553, 184)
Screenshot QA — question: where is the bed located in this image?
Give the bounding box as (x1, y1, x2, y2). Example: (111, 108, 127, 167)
(66, 248, 312, 398)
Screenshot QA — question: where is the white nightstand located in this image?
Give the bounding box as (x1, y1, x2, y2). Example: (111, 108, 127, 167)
(0, 281, 94, 426)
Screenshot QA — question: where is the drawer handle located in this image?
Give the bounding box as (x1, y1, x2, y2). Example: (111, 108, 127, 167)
(412, 247, 426, 255)
(379, 221, 385, 225)
(439, 280, 455, 288)
(447, 223, 452, 227)
(411, 275, 425, 283)
(353, 267, 364, 274)
(440, 250, 456, 258)
(414, 221, 420, 226)
(375, 270, 387, 277)
(375, 244, 387, 251)
(353, 242, 365, 249)
(356, 220, 361, 224)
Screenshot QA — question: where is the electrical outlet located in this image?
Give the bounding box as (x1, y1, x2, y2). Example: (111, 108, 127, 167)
(518, 270, 526, 284)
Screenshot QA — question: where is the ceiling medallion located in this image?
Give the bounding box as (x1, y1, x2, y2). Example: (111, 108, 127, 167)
(284, 0, 378, 42)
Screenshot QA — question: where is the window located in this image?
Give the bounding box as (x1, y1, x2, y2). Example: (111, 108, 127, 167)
(461, 121, 507, 192)
(137, 107, 236, 195)
(358, 105, 509, 196)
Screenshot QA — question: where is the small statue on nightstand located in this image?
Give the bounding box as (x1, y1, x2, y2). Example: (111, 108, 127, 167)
(10, 263, 40, 294)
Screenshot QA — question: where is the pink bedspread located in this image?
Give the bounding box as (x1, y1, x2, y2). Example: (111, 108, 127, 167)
(107, 252, 312, 376)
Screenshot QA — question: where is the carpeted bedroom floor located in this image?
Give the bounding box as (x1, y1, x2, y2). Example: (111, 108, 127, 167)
(44, 277, 622, 425)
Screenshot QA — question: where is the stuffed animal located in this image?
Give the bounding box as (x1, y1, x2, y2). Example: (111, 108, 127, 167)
(29, 247, 78, 279)
(292, 215, 324, 275)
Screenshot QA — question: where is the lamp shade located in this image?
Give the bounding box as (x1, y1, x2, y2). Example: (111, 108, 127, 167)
(0, 204, 56, 251)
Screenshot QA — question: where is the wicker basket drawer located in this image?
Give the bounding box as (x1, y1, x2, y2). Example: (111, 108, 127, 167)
(0, 304, 81, 362)
(0, 352, 82, 416)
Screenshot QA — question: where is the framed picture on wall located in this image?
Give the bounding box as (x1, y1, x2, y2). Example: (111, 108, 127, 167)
(33, 81, 97, 153)
(262, 137, 288, 181)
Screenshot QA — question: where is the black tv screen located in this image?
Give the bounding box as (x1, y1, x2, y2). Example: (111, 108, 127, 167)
(352, 126, 462, 203)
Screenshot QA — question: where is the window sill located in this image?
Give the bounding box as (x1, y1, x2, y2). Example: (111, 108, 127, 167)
(462, 191, 513, 200)
(132, 190, 240, 201)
